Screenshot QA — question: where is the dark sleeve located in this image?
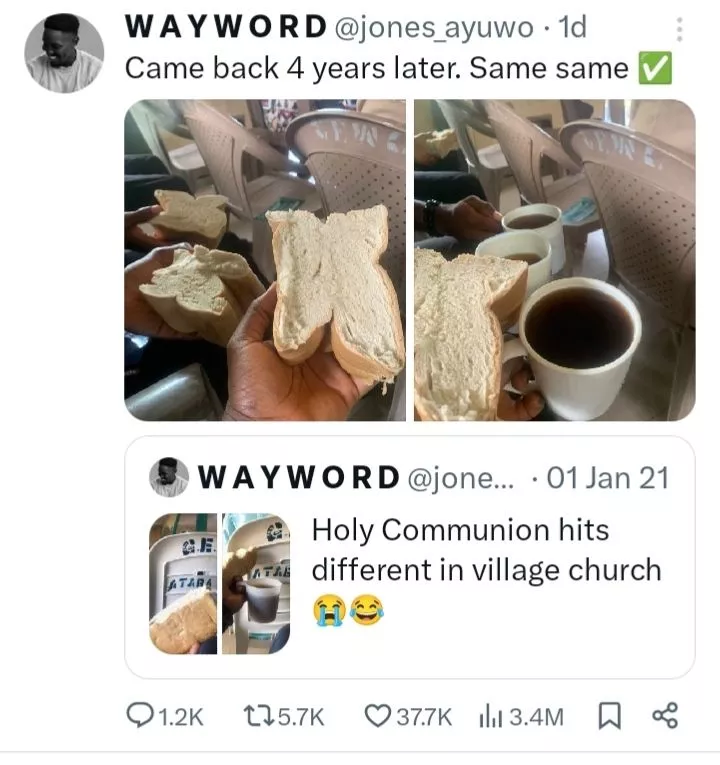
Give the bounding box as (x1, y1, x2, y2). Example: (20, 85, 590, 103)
(221, 603, 235, 633)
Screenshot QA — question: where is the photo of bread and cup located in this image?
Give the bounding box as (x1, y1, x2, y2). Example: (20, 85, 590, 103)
(414, 98, 695, 422)
(222, 514, 291, 655)
(124, 99, 406, 422)
(147, 512, 290, 656)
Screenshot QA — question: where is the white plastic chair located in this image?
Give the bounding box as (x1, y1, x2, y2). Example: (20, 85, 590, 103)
(129, 102, 210, 193)
(561, 119, 695, 419)
(436, 100, 512, 210)
(149, 531, 217, 619)
(179, 100, 321, 282)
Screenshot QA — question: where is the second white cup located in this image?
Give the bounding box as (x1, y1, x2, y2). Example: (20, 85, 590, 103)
(502, 203, 565, 275)
(475, 231, 552, 298)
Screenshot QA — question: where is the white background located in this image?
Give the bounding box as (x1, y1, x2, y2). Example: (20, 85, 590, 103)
(4, 0, 716, 756)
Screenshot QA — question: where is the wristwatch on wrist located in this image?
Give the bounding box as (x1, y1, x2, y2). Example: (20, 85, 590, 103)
(423, 199, 441, 236)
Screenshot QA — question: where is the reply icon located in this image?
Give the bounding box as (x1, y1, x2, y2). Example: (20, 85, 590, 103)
(598, 702, 622, 730)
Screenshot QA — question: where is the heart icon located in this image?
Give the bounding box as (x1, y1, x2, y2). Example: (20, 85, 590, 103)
(364, 704, 392, 728)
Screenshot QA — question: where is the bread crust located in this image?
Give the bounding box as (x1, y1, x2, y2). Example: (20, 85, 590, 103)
(269, 206, 405, 382)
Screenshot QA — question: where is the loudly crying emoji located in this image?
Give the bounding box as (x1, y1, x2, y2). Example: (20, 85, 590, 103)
(350, 595, 384, 626)
(314, 595, 346, 627)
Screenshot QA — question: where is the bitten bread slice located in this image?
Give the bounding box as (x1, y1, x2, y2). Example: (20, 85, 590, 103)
(150, 589, 217, 654)
(150, 190, 229, 249)
(139, 245, 264, 346)
(266, 206, 405, 383)
(414, 249, 528, 421)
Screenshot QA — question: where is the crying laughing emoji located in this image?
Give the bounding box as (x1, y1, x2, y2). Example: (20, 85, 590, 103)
(350, 595, 384, 626)
(314, 595, 346, 627)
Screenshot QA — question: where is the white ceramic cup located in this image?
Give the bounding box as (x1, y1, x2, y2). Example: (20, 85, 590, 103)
(503, 277, 643, 421)
(475, 231, 552, 297)
(502, 203, 565, 275)
(245, 578, 282, 623)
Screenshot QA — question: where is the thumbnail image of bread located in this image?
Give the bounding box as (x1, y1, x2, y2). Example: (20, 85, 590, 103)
(139, 244, 265, 346)
(414, 249, 527, 421)
(267, 205, 405, 384)
(222, 547, 258, 602)
(149, 189, 229, 249)
(149, 588, 217, 655)
(414, 128, 459, 164)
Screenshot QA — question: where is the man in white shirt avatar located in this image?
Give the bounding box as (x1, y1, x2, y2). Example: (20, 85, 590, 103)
(152, 458, 188, 498)
(27, 14, 102, 93)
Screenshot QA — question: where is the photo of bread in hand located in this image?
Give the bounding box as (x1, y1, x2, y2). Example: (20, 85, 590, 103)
(267, 205, 405, 384)
(139, 244, 265, 346)
(149, 190, 229, 249)
(149, 588, 217, 655)
(414, 249, 527, 421)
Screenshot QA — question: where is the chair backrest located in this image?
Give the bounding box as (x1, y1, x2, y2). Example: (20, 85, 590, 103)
(149, 531, 217, 618)
(561, 120, 695, 326)
(285, 110, 406, 311)
(483, 100, 581, 204)
(179, 100, 291, 218)
(561, 100, 595, 123)
(436, 100, 495, 179)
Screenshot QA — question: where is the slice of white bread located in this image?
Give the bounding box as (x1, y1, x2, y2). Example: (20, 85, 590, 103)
(414, 128, 459, 160)
(149, 588, 217, 655)
(266, 206, 405, 383)
(414, 249, 528, 421)
(150, 190, 229, 249)
(139, 245, 265, 346)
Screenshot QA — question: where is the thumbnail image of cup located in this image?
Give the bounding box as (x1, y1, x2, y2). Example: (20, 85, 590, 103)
(123, 98, 408, 423)
(413, 98, 695, 423)
(350, 595, 384, 626)
(314, 595, 346, 627)
(149, 457, 189, 498)
(148, 514, 218, 654)
(25, 14, 103, 94)
(221, 514, 291, 655)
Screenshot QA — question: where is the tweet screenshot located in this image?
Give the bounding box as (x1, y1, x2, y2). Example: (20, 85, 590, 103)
(6, 0, 712, 760)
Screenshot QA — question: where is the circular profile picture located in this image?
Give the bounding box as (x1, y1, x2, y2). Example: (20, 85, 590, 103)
(25, 14, 103, 94)
(149, 458, 190, 498)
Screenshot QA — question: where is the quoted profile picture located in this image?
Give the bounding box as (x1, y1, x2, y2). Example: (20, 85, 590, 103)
(149, 458, 189, 498)
(25, 14, 103, 94)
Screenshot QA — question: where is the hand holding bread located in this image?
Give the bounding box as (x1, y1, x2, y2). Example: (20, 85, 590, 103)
(224, 284, 375, 422)
(222, 547, 258, 614)
(125, 244, 197, 339)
